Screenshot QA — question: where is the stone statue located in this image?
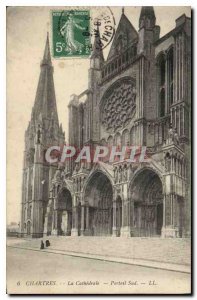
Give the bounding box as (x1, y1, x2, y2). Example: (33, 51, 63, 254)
(36, 124, 41, 144)
(174, 128, 179, 145)
(79, 162, 86, 172)
(54, 169, 61, 181)
(123, 166, 128, 181)
(114, 168, 118, 183)
(167, 123, 179, 145)
(165, 152, 171, 172)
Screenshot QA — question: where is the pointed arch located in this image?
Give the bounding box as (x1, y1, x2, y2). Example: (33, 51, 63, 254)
(129, 167, 164, 237)
(83, 170, 113, 236)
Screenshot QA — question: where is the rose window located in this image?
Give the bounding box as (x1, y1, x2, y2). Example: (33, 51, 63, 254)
(101, 77, 136, 131)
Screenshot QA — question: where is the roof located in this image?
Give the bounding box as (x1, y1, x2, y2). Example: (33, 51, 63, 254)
(107, 11, 138, 60)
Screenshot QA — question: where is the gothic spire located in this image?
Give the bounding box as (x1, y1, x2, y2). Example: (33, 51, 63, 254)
(32, 33, 59, 124)
(139, 6, 156, 28)
(140, 6, 155, 19)
(41, 32, 52, 65)
(90, 25, 104, 61)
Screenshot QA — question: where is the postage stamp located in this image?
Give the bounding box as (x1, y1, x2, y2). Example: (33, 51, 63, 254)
(52, 8, 115, 58)
(52, 10, 91, 58)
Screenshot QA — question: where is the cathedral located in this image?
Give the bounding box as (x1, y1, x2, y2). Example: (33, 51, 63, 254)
(20, 7, 191, 239)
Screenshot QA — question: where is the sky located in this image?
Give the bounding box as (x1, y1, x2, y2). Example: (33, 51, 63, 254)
(6, 6, 191, 224)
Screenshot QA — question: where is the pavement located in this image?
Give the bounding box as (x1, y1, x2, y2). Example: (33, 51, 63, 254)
(7, 236, 191, 274)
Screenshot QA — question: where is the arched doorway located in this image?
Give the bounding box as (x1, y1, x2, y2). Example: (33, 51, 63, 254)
(130, 169, 163, 237)
(84, 171, 113, 236)
(57, 189, 72, 236)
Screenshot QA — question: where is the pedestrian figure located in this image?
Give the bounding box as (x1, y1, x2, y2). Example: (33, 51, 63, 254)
(46, 240, 50, 247)
(40, 240, 44, 249)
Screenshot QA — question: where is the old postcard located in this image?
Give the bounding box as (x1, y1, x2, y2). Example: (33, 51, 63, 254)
(6, 6, 191, 294)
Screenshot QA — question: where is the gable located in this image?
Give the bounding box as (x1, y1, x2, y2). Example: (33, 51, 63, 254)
(107, 13, 138, 60)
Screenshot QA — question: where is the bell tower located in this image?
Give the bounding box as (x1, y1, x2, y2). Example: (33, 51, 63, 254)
(20, 34, 65, 238)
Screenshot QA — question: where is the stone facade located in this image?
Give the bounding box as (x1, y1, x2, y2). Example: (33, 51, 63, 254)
(20, 7, 191, 238)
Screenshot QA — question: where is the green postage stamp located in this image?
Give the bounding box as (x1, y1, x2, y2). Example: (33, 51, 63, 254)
(52, 10, 91, 58)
